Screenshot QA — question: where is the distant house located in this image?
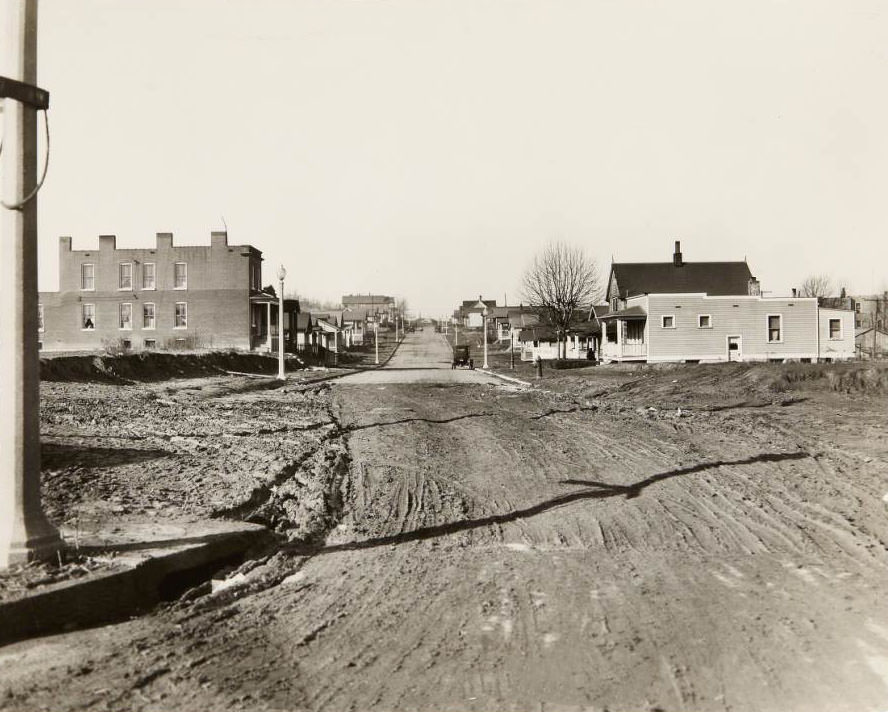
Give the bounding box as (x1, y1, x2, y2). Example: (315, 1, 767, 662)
(292, 313, 314, 353)
(855, 326, 888, 360)
(598, 242, 855, 363)
(851, 292, 888, 355)
(517, 312, 600, 361)
(454, 297, 497, 328)
(341, 308, 370, 346)
(311, 312, 346, 353)
(341, 295, 394, 325)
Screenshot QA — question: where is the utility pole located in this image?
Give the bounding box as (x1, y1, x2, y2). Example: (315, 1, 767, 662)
(1, 0, 62, 568)
(277, 265, 286, 380)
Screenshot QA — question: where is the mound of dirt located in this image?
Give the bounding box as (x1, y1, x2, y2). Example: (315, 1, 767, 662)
(40, 351, 292, 383)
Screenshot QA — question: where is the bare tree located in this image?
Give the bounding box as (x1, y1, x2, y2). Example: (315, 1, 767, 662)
(522, 242, 599, 358)
(799, 274, 834, 298)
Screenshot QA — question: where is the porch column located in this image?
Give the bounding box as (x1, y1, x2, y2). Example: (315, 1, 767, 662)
(574, 334, 579, 356)
(616, 319, 623, 355)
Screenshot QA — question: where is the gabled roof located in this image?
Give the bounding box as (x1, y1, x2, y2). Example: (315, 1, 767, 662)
(488, 306, 511, 319)
(608, 261, 754, 299)
(589, 304, 611, 319)
(295, 313, 313, 330)
(341, 308, 369, 323)
(310, 312, 339, 326)
(461, 299, 497, 309)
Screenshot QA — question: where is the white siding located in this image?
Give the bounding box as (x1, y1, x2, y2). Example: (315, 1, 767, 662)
(647, 294, 819, 362)
(818, 308, 855, 360)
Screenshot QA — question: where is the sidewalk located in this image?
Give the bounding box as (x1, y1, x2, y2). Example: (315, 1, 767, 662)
(0, 519, 269, 646)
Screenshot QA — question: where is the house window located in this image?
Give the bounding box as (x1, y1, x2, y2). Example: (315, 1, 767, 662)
(118, 263, 133, 290)
(661, 315, 675, 328)
(828, 318, 842, 340)
(80, 263, 95, 291)
(250, 261, 261, 291)
(122, 339, 132, 350)
(144, 339, 157, 349)
(37, 304, 44, 332)
(143, 303, 156, 330)
(855, 302, 861, 313)
(767, 314, 782, 343)
(119, 303, 133, 330)
(174, 302, 187, 328)
(698, 314, 712, 329)
(142, 262, 156, 290)
(81, 303, 95, 330)
(625, 321, 645, 344)
(174, 262, 187, 290)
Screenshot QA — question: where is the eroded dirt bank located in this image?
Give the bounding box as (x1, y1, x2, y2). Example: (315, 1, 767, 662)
(2, 358, 888, 711)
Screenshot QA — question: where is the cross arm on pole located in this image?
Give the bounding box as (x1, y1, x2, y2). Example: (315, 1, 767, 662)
(0, 75, 49, 110)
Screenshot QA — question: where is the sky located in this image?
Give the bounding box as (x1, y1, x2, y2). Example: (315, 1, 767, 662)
(23, 0, 888, 317)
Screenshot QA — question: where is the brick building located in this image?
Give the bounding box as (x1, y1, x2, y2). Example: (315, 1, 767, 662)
(38, 230, 279, 352)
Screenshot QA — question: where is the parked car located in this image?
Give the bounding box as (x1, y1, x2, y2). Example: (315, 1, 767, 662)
(452, 345, 473, 369)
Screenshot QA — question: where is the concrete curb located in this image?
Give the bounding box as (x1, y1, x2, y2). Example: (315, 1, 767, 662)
(289, 336, 405, 388)
(0, 521, 269, 647)
(485, 369, 533, 388)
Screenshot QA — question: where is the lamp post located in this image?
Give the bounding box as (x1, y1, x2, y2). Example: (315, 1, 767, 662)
(277, 265, 286, 380)
(374, 320, 379, 365)
(482, 304, 489, 369)
(510, 331, 515, 369)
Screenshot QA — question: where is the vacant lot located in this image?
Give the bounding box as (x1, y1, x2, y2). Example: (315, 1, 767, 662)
(2, 337, 888, 712)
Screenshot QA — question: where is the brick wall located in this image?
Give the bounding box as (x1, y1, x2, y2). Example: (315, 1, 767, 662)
(39, 232, 262, 352)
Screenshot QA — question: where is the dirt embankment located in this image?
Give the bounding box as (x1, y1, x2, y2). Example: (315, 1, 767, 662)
(40, 351, 292, 383)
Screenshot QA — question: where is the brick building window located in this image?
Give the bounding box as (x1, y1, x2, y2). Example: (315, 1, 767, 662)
(143, 303, 156, 329)
(82, 304, 95, 330)
(144, 339, 157, 349)
(174, 262, 187, 290)
(175, 302, 187, 328)
(828, 318, 842, 340)
(767, 314, 782, 343)
(81, 263, 95, 291)
(142, 263, 156, 290)
(119, 263, 133, 290)
(119, 303, 133, 330)
(38, 304, 44, 332)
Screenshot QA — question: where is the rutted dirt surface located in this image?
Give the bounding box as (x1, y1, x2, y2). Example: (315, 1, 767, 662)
(2, 331, 888, 711)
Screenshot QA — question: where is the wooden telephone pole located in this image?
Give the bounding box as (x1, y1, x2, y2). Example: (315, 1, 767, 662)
(1, 0, 62, 567)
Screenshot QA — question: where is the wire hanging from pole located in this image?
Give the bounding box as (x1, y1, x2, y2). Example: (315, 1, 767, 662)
(0, 108, 50, 211)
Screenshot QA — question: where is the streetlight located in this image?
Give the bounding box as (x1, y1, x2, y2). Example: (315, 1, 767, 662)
(482, 304, 489, 369)
(374, 320, 379, 365)
(277, 265, 286, 380)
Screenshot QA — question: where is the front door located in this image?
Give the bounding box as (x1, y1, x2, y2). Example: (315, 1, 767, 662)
(727, 335, 742, 362)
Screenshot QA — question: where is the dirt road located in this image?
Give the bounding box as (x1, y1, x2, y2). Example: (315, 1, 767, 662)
(3, 330, 888, 711)
(338, 328, 499, 384)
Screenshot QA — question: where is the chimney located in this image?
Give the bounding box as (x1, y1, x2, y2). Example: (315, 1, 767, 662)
(840, 286, 846, 299)
(673, 240, 683, 267)
(211, 230, 228, 248)
(156, 232, 173, 250)
(59, 235, 72, 252)
(748, 277, 761, 296)
(99, 234, 116, 251)
(792, 288, 797, 298)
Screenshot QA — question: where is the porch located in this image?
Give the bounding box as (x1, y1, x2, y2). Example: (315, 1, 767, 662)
(599, 307, 647, 362)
